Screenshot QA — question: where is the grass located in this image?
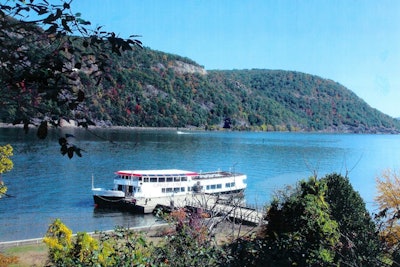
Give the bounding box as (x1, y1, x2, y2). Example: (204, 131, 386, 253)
(2, 244, 48, 267)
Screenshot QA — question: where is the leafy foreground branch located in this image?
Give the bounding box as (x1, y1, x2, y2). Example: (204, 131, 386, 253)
(1, 0, 142, 158)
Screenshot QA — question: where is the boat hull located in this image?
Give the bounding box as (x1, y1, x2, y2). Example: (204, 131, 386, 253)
(93, 196, 145, 213)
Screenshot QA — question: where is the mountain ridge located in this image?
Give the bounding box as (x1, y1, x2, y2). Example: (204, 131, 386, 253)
(1, 27, 399, 133)
(95, 47, 398, 133)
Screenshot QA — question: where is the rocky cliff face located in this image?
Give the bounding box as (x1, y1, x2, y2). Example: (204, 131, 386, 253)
(171, 60, 207, 75)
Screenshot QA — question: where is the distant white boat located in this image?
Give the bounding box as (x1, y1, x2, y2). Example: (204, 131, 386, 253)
(177, 131, 190, 135)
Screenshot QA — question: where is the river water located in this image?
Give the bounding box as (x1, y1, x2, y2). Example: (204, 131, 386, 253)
(1, 127, 400, 241)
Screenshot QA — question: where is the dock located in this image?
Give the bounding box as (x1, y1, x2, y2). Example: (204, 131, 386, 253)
(134, 193, 266, 225)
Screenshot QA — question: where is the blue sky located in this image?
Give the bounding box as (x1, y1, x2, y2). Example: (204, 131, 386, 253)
(70, 0, 400, 117)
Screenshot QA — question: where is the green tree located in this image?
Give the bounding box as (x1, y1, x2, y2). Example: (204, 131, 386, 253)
(0, 144, 13, 198)
(260, 177, 340, 266)
(322, 173, 384, 266)
(225, 235, 265, 267)
(70, 232, 99, 266)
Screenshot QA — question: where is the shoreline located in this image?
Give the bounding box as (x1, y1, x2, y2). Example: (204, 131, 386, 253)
(0, 223, 170, 249)
(1, 121, 399, 134)
(0, 122, 202, 132)
(1, 220, 257, 249)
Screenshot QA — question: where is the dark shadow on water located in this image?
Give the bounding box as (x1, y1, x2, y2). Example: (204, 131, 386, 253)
(91, 207, 163, 230)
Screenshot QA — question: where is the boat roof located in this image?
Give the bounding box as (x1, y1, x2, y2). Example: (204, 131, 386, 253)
(116, 169, 198, 176)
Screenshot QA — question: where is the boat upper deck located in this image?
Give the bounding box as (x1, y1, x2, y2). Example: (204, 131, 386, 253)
(194, 171, 245, 180)
(116, 169, 198, 177)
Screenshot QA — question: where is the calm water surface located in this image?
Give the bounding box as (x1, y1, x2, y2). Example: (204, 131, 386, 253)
(1, 127, 400, 241)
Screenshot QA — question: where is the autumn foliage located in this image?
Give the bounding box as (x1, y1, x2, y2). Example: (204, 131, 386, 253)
(0, 144, 13, 198)
(376, 169, 400, 248)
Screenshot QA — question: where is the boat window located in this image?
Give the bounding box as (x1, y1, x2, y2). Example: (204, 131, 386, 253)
(211, 184, 216, 189)
(174, 177, 180, 182)
(166, 188, 173, 193)
(206, 185, 210, 190)
(231, 182, 235, 187)
(166, 177, 173, 182)
(217, 184, 222, 189)
(144, 178, 149, 182)
(181, 187, 185, 192)
(150, 178, 157, 183)
(138, 177, 142, 181)
(162, 188, 166, 193)
(181, 177, 187, 182)
(159, 177, 165, 182)
(225, 183, 230, 188)
(188, 187, 192, 191)
(174, 187, 180, 193)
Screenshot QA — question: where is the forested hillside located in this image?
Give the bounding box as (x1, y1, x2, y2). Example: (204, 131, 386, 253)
(2, 30, 399, 133)
(70, 47, 400, 133)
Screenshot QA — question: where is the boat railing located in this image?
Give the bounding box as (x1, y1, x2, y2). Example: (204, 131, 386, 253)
(194, 171, 243, 180)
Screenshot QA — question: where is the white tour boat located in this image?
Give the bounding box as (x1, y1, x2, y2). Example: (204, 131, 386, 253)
(92, 169, 247, 213)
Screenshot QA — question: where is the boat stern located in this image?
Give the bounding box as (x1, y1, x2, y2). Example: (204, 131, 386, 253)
(92, 188, 125, 198)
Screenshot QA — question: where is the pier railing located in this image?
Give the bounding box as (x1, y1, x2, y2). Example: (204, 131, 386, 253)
(184, 196, 266, 225)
